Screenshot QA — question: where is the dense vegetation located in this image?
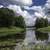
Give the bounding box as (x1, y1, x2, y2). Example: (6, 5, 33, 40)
(0, 8, 25, 49)
(37, 26, 50, 32)
(15, 15, 25, 28)
(0, 8, 25, 28)
(36, 18, 50, 33)
(0, 8, 15, 27)
(35, 18, 48, 29)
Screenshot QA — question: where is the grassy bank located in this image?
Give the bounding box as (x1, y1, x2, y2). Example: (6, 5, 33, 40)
(0, 27, 24, 36)
(0, 27, 25, 47)
(37, 26, 50, 33)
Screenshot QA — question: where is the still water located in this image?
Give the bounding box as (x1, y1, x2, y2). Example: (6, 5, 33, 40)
(23, 27, 50, 45)
(15, 27, 50, 50)
(15, 27, 50, 46)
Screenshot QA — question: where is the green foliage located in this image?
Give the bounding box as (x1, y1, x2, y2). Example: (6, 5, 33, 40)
(15, 15, 26, 28)
(37, 26, 50, 32)
(35, 18, 48, 29)
(0, 8, 15, 27)
(0, 8, 25, 28)
(44, 18, 48, 27)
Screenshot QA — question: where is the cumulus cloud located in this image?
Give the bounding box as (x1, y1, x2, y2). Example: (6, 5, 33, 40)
(7, 4, 36, 26)
(7, 5, 31, 17)
(45, 0, 50, 9)
(7, 0, 47, 19)
(24, 6, 46, 19)
(7, 0, 48, 26)
(7, 5, 30, 17)
(44, 0, 50, 18)
(0, 5, 3, 8)
(24, 6, 42, 10)
(34, 12, 43, 18)
(10, 0, 32, 6)
(7, 5, 23, 16)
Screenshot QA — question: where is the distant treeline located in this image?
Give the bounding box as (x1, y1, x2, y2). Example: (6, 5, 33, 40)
(0, 8, 25, 28)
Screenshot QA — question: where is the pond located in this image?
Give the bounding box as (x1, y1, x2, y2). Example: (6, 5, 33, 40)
(23, 27, 49, 45)
(0, 27, 50, 50)
(15, 27, 50, 50)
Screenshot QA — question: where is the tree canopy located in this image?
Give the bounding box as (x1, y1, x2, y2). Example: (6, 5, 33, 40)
(35, 18, 48, 28)
(0, 8, 25, 28)
(0, 8, 15, 27)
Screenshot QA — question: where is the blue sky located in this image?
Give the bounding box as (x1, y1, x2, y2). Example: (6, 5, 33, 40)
(0, 0, 50, 19)
(32, 0, 47, 6)
(0, 0, 47, 6)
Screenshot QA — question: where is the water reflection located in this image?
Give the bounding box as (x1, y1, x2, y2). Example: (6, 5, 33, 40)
(48, 33, 50, 43)
(24, 28, 49, 45)
(24, 28, 36, 44)
(35, 31, 49, 41)
(15, 28, 50, 50)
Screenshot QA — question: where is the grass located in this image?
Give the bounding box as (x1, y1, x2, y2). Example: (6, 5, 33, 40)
(14, 44, 50, 50)
(0, 39, 16, 50)
(0, 40, 16, 46)
(0, 44, 50, 50)
(0, 26, 25, 48)
(33, 44, 50, 50)
(0, 27, 24, 36)
(37, 26, 50, 33)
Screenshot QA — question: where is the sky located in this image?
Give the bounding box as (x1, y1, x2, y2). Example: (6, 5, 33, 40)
(0, 0, 50, 17)
(0, 0, 50, 19)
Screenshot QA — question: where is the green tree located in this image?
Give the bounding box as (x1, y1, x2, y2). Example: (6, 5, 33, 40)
(0, 8, 15, 27)
(35, 18, 48, 28)
(44, 18, 48, 27)
(15, 15, 25, 28)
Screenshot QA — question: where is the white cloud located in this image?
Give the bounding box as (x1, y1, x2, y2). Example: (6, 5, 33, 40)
(45, 0, 50, 9)
(7, 5, 23, 15)
(7, 4, 36, 26)
(7, 1, 48, 26)
(34, 12, 43, 18)
(7, 5, 31, 17)
(10, 0, 33, 6)
(47, 0, 50, 2)
(25, 6, 46, 19)
(44, 0, 50, 18)
(0, 5, 3, 8)
(24, 6, 42, 10)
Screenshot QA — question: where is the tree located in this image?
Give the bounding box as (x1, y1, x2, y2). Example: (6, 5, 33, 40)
(35, 18, 48, 29)
(15, 15, 25, 28)
(44, 18, 48, 27)
(0, 8, 15, 27)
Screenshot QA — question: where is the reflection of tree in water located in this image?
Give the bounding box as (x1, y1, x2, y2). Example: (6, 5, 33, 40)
(35, 31, 49, 41)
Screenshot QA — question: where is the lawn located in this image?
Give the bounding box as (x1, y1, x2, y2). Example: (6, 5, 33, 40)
(0, 27, 25, 47)
(0, 27, 24, 35)
(0, 27, 24, 36)
(37, 26, 50, 33)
